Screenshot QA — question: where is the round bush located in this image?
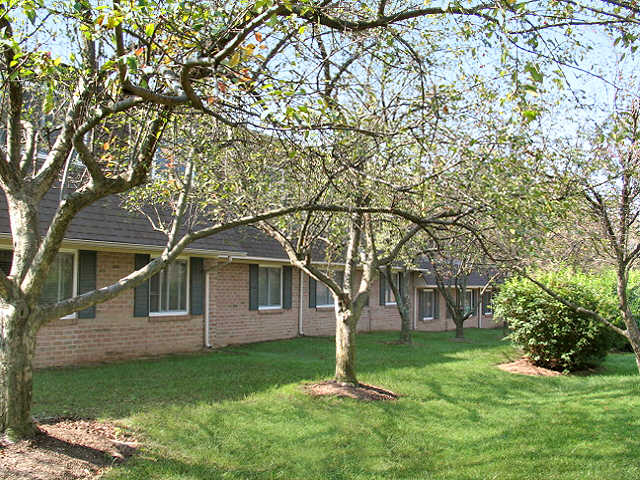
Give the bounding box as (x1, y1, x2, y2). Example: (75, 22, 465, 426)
(494, 270, 612, 372)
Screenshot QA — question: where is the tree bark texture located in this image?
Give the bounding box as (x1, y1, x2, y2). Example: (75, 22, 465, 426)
(454, 319, 465, 339)
(335, 302, 359, 385)
(398, 299, 412, 344)
(0, 307, 38, 439)
(386, 268, 411, 345)
(614, 269, 640, 373)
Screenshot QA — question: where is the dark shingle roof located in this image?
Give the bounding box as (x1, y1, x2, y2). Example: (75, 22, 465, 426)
(0, 188, 289, 258)
(415, 257, 498, 287)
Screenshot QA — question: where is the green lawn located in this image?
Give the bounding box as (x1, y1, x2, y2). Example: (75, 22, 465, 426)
(33, 329, 640, 480)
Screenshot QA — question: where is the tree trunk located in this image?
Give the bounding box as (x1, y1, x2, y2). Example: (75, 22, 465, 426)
(398, 300, 411, 344)
(615, 269, 640, 373)
(621, 309, 640, 374)
(0, 306, 38, 440)
(397, 271, 412, 345)
(335, 302, 359, 385)
(454, 318, 465, 339)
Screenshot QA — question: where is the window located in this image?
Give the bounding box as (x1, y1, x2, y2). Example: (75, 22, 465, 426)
(316, 282, 333, 307)
(149, 259, 188, 315)
(0, 249, 77, 312)
(419, 289, 436, 320)
(482, 290, 493, 315)
(0, 249, 11, 275)
(385, 272, 400, 305)
(315, 270, 344, 307)
(464, 290, 475, 314)
(41, 251, 76, 304)
(258, 266, 282, 309)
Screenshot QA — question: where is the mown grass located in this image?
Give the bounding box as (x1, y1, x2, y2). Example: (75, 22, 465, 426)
(33, 329, 640, 480)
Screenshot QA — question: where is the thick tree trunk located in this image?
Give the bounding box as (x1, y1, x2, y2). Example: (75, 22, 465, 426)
(0, 306, 38, 440)
(397, 271, 411, 345)
(454, 319, 465, 339)
(335, 303, 359, 385)
(398, 300, 412, 344)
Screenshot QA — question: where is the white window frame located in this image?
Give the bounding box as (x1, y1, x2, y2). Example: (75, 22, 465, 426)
(258, 265, 283, 310)
(148, 256, 190, 317)
(385, 272, 399, 306)
(465, 289, 477, 315)
(0, 247, 79, 320)
(482, 290, 493, 316)
(420, 288, 436, 321)
(316, 281, 335, 308)
(57, 249, 78, 320)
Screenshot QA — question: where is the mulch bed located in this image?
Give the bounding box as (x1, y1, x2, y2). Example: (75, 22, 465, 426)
(497, 357, 562, 377)
(0, 418, 138, 480)
(304, 381, 399, 401)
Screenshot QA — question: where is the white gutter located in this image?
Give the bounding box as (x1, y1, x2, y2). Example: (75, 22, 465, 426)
(298, 269, 304, 336)
(204, 270, 211, 348)
(0, 233, 247, 259)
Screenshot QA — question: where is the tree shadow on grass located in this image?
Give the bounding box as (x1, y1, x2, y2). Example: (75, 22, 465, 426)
(107, 384, 640, 480)
(33, 330, 506, 420)
(33, 329, 637, 426)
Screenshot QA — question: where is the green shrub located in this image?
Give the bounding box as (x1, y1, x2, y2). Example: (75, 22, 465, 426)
(578, 270, 640, 352)
(494, 270, 613, 372)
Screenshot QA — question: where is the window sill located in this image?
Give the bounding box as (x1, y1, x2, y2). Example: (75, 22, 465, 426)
(148, 314, 193, 323)
(149, 311, 188, 317)
(258, 308, 284, 314)
(315, 305, 335, 311)
(49, 316, 78, 327)
(420, 317, 437, 322)
(384, 302, 397, 307)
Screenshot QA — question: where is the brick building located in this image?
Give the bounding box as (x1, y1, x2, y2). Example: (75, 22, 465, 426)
(0, 189, 498, 368)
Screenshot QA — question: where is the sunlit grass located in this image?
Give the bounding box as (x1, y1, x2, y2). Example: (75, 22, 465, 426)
(33, 329, 640, 480)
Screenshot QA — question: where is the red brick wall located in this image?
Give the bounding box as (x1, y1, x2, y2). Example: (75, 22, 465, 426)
(33, 252, 495, 368)
(300, 271, 408, 336)
(35, 251, 204, 368)
(208, 262, 299, 347)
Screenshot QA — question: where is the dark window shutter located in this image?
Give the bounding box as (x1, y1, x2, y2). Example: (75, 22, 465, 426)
(434, 289, 440, 319)
(0, 249, 12, 275)
(283, 266, 292, 309)
(379, 272, 386, 305)
(418, 289, 425, 320)
(77, 250, 97, 319)
(309, 276, 316, 308)
(190, 257, 205, 315)
(133, 253, 150, 317)
(398, 272, 405, 298)
(249, 264, 259, 310)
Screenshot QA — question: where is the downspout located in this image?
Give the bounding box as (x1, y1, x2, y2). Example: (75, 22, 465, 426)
(204, 270, 211, 348)
(298, 268, 304, 336)
(413, 286, 417, 330)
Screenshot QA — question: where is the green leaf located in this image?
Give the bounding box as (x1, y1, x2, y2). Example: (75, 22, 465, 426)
(524, 63, 543, 83)
(43, 88, 54, 114)
(127, 56, 138, 73)
(145, 23, 155, 36)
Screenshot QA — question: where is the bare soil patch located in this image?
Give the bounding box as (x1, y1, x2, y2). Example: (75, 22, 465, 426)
(0, 418, 138, 480)
(304, 381, 398, 401)
(497, 357, 562, 377)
